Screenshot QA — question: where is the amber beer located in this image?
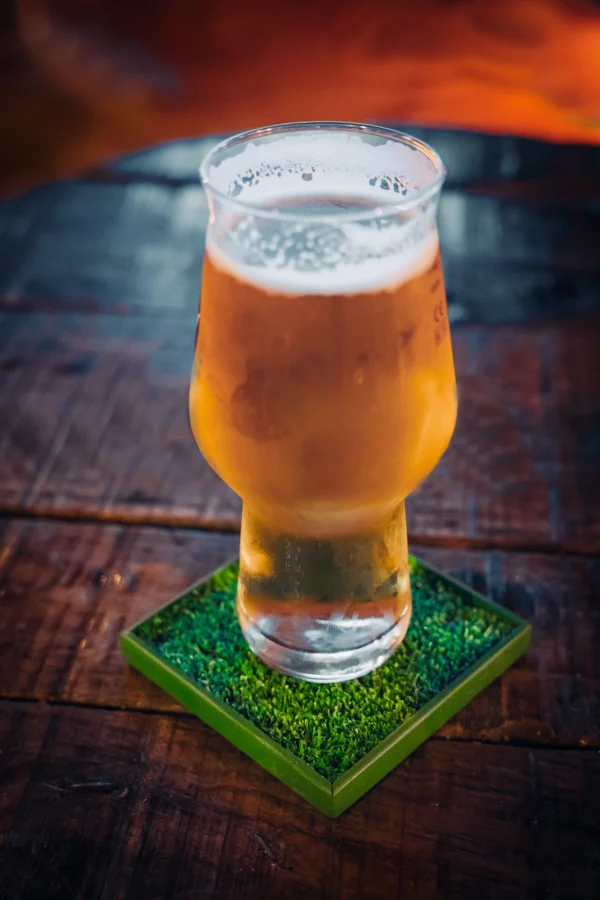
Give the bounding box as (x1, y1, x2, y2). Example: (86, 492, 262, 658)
(191, 244, 455, 534)
(194, 124, 455, 682)
(190, 218, 456, 675)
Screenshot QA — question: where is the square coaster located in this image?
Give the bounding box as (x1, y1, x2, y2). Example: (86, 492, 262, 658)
(122, 556, 530, 817)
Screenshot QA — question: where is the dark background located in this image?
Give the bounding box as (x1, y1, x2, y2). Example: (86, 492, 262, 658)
(2, 0, 600, 193)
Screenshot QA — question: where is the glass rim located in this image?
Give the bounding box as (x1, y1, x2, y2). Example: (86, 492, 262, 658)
(199, 121, 446, 223)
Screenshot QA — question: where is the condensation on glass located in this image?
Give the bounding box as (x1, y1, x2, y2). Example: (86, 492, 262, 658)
(191, 122, 457, 682)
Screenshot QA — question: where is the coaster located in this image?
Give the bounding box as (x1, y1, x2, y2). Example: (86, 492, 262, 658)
(122, 557, 530, 817)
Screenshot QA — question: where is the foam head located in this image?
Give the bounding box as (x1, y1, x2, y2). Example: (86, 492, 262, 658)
(201, 124, 444, 296)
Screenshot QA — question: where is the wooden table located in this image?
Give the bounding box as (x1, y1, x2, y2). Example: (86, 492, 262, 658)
(1, 128, 599, 899)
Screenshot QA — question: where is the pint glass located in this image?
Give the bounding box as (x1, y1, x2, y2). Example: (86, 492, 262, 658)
(191, 123, 456, 682)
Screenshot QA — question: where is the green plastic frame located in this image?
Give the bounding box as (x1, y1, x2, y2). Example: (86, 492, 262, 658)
(122, 555, 530, 817)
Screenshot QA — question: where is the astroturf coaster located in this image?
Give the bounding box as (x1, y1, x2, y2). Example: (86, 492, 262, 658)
(122, 556, 530, 817)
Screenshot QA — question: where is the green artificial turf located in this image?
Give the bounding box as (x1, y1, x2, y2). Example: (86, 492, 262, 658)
(135, 560, 512, 781)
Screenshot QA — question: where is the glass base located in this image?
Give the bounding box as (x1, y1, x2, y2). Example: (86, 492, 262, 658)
(239, 601, 412, 683)
(237, 502, 412, 683)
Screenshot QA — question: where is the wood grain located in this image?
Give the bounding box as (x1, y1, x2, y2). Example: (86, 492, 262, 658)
(1, 700, 598, 900)
(1, 170, 599, 321)
(1, 313, 598, 548)
(0, 518, 239, 707)
(0, 518, 598, 749)
(0, 180, 207, 315)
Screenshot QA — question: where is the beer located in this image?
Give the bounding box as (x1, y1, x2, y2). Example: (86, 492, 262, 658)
(190, 194, 456, 679)
(191, 234, 455, 533)
(194, 124, 455, 681)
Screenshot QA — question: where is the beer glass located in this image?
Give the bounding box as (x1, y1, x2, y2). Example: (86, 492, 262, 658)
(192, 123, 456, 682)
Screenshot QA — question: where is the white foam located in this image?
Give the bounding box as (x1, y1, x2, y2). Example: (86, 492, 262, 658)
(206, 222, 438, 296)
(206, 132, 439, 208)
(204, 129, 441, 296)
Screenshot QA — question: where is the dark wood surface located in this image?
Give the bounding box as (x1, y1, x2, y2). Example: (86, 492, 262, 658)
(2, 701, 599, 900)
(1, 128, 599, 898)
(0, 519, 598, 749)
(1, 312, 598, 549)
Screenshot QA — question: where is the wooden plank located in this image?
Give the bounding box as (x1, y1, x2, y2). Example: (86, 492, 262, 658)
(0, 311, 240, 526)
(414, 321, 600, 548)
(420, 546, 600, 749)
(0, 181, 207, 315)
(0, 700, 598, 899)
(1, 312, 598, 547)
(5, 261, 598, 325)
(442, 261, 600, 325)
(437, 192, 600, 276)
(0, 519, 239, 710)
(0, 518, 598, 750)
(1, 176, 599, 321)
